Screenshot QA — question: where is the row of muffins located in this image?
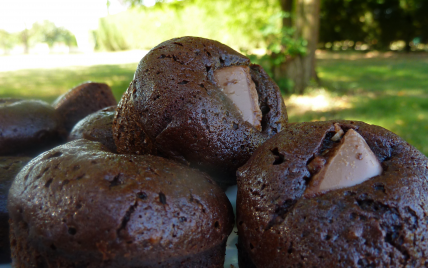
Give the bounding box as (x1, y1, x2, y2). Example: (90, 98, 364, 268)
(3, 36, 428, 267)
(0, 82, 117, 264)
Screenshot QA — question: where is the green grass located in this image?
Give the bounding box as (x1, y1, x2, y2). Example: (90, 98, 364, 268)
(287, 52, 428, 156)
(0, 63, 137, 103)
(0, 51, 427, 156)
(317, 52, 428, 95)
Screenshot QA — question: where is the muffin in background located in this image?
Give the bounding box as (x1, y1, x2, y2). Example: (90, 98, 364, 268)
(0, 99, 66, 157)
(53, 82, 117, 133)
(68, 106, 117, 153)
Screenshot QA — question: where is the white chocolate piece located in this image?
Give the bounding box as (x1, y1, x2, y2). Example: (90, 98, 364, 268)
(214, 66, 262, 131)
(306, 129, 383, 196)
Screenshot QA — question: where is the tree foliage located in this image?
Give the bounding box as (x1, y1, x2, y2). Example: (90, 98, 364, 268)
(31, 21, 77, 48)
(115, 0, 316, 94)
(96, 0, 285, 51)
(320, 0, 428, 50)
(0, 30, 19, 53)
(122, 0, 428, 52)
(8, 20, 78, 54)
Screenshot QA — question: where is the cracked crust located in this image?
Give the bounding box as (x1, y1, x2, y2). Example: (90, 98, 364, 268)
(112, 36, 288, 185)
(8, 139, 234, 267)
(236, 120, 428, 267)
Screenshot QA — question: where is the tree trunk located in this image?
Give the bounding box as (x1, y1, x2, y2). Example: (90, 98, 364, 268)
(272, 0, 294, 92)
(293, 0, 321, 93)
(279, 0, 293, 27)
(274, 0, 321, 94)
(404, 14, 413, 53)
(21, 28, 29, 54)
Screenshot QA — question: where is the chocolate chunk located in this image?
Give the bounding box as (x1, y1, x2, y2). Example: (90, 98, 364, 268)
(307, 156, 326, 175)
(305, 129, 383, 197)
(214, 66, 262, 131)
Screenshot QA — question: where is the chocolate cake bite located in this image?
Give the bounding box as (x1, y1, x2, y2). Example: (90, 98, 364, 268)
(113, 36, 288, 185)
(0, 157, 31, 264)
(237, 120, 428, 267)
(8, 139, 234, 268)
(0, 99, 66, 156)
(53, 82, 117, 132)
(68, 106, 117, 153)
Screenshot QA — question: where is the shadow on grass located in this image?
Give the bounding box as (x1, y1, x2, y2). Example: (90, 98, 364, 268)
(288, 94, 428, 156)
(0, 63, 137, 103)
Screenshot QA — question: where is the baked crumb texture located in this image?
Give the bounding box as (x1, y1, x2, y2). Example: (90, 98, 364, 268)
(113, 36, 288, 185)
(8, 139, 234, 268)
(237, 120, 428, 268)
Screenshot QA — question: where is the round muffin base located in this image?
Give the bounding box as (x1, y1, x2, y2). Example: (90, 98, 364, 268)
(10, 219, 228, 268)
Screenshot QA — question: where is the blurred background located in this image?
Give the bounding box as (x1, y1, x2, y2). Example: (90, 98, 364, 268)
(0, 0, 427, 155)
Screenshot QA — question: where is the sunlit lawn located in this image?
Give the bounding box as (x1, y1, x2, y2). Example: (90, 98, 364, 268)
(286, 51, 428, 156)
(0, 51, 427, 156)
(0, 63, 137, 102)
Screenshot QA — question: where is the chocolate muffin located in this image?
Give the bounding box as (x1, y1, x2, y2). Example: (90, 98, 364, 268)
(0, 99, 66, 156)
(0, 156, 31, 264)
(8, 139, 234, 268)
(53, 82, 117, 132)
(68, 106, 117, 153)
(237, 120, 428, 267)
(113, 36, 288, 185)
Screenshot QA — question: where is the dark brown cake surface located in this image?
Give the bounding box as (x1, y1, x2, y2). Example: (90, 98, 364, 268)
(53, 82, 117, 132)
(0, 157, 31, 264)
(237, 120, 428, 267)
(68, 106, 117, 152)
(0, 99, 66, 156)
(113, 36, 287, 185)
(8, 139, 234, 268)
